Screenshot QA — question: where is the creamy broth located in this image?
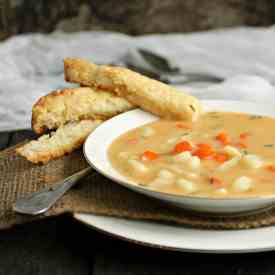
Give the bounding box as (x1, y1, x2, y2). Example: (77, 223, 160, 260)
(108, 112, 275, 198)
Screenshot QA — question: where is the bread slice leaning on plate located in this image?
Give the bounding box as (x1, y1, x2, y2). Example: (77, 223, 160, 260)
(64, 58, 203, 122)
(17, 86, 135, 164)
(32, 87, 134, 134)
(16, 120, 101, 164)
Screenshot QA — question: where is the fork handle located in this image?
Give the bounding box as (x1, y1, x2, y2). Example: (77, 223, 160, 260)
(160, 73, 223, 84)
(13, 167, 92, 215)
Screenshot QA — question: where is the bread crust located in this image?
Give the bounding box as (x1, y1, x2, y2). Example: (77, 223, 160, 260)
(32, 87, 133, 134)
(16, 120, 101, 164)
(64, 58, 202, 121)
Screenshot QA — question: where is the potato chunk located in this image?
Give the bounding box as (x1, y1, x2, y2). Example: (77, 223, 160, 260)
(158, 169, 175, 180)
(232, 176, 252, 192)
(141, 127, 155, 137)
(176, 178, 198, 194)
(223, 145, 242, 157)
(215, 188, 228, 195)
(187, 156, 201, 170)
(242, 154, 263, 169)
(217, 156, 241, 172)
(128, 159, 148, 173)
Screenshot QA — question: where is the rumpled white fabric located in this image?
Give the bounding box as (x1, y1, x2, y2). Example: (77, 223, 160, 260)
(0, 26, 275, 132)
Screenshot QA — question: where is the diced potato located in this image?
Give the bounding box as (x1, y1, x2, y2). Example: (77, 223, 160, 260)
(187, 156, 200, 170)
(141, 127, 155, 137)
(215, 188, 228, 195)
(128, 159, 148, 173)
(158, 169, 174, 180)
(232, 176, 252, 192)
(173, 151, 192, 162)
(217, 156, 241, 172)
(242, 154, 263, 169)
(223, 145, 242, 157)
(182, 171, 198, 179)
(150, 177, 173, 188)
(176, 178, 198, 194)
(170, 165, 199, 179)
(149, 170, 175, 189)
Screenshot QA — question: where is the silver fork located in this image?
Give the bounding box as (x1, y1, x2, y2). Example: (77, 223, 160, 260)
(13, 167, 92, 215)
(124, 48, 224, 84)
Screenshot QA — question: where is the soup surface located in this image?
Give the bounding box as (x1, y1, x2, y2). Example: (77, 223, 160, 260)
(108, 112, 275, 198)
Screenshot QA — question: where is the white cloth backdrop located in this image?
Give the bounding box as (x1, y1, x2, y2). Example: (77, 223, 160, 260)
(0, 26, 275, 132)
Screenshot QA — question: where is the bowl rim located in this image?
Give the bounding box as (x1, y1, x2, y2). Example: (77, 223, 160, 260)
(83, 99, 275, 202)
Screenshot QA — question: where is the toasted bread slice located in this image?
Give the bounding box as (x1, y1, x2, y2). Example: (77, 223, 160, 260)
(16, 120, 101, 164)
(32, 87, 133, 134)
(64, 58, 202, 121)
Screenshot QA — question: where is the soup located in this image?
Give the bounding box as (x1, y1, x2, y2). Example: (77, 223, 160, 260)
(108, 112, 275, 198)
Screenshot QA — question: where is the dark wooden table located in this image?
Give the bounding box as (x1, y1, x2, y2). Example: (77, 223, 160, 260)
(1, 130, 275, 275)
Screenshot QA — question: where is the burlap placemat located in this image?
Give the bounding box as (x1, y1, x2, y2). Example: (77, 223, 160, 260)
(1, 143, 275, 230)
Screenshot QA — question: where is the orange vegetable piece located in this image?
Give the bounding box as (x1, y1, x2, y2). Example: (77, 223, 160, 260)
(173, 141, 193, 154)
(209, 176, 225, 187)
(197, 143, 212, 151)
(141, 150, 159, 161)
(213, 152, 229, 163)
(175, 122, 192, 129)
(193, 149, 214, 159)
(193, 143, 214, 159)
(216, 132, 230, 145)
(267, 165, 275, 173)
(240, 132, 249, 140)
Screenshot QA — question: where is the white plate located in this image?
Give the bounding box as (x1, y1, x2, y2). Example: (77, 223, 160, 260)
(83, 100, 275, 215)
(74, 213, 275, 253)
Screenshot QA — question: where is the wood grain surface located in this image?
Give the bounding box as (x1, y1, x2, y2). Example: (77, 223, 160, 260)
(1, 130, 275, 275)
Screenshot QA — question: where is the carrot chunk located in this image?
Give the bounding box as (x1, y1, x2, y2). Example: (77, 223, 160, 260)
(267, 165, 275, 173)
(175, 122, 192, 129)
(197, 143, 212, 151)
(216, 132, 230, 145)
(173, 141, 193, 154)
(193, 144, 214, 159)
(213, 152, 230, 163)
(141, 150, 159, 161)
(193, 149, 214, 159)
(209, 176, 225, 187)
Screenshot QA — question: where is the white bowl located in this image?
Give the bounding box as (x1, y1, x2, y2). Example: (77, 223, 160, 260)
(84, 100, 275, 216)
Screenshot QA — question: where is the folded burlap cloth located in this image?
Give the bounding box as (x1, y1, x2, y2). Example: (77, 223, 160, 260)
(1, 143, 275, 230)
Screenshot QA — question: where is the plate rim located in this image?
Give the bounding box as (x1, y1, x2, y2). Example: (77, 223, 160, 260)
(73, 213, 275, 254)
